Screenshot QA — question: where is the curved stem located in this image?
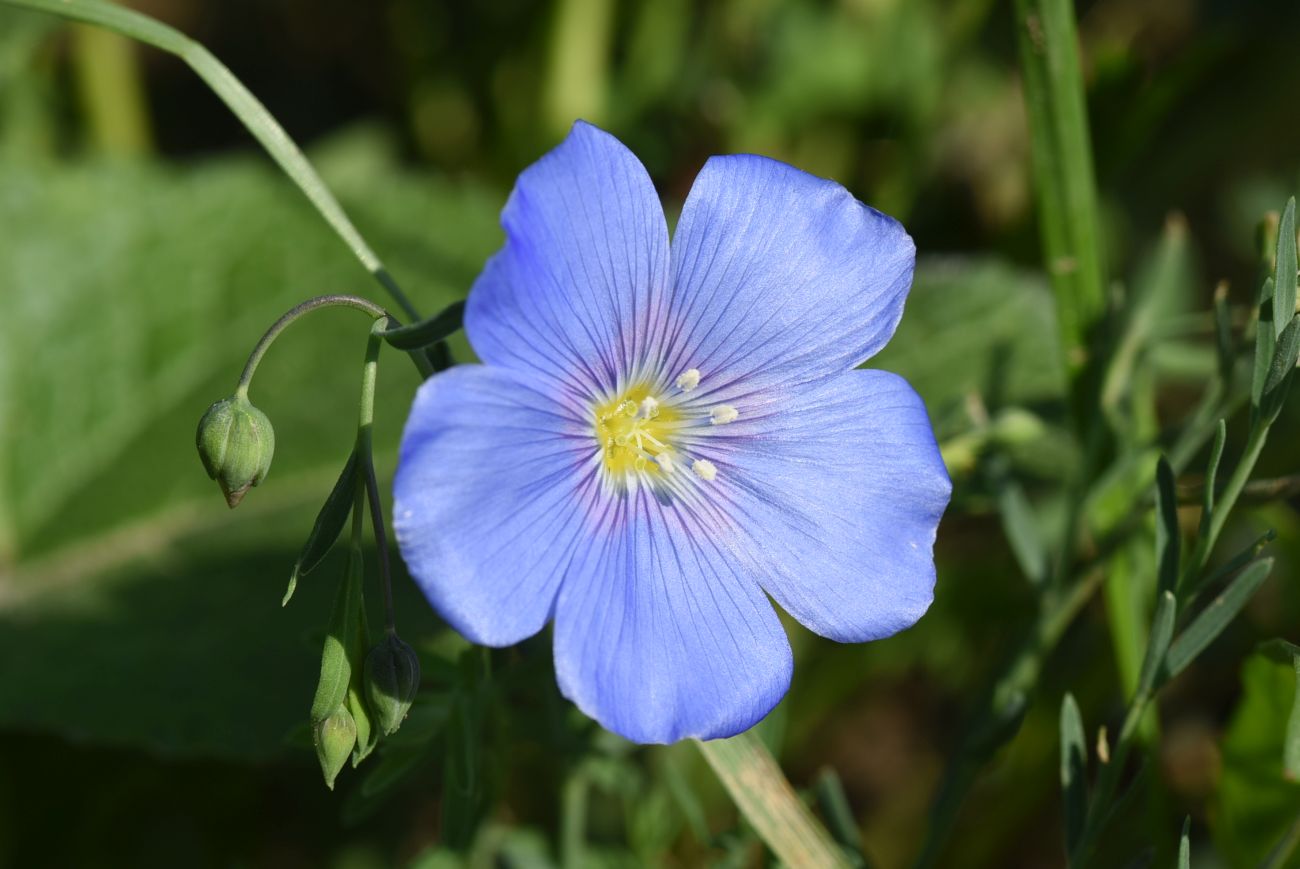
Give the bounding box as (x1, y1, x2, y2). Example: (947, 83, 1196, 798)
(235, 294, 395, 394)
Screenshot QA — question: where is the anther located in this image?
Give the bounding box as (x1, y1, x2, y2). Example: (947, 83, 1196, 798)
(639, 396, 660, 419)
(675, 369, 701, 392)
(691, 459, 717, 481)
(656, 452, 675, 473)
(710, 405, 738, 425)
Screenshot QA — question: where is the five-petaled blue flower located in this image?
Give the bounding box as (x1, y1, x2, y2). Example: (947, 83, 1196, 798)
(393, 122, 951, 744)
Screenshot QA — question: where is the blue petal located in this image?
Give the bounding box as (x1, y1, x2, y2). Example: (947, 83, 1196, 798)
(552, 485, 793, 743)
(695, 369, 950, 642)
(664, 155, 914, 401)
(465, 121, 672, 396)
(392, 365, 600, 646)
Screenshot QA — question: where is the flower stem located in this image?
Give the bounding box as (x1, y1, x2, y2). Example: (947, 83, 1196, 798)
(357, 325, 397, 635)
(234, 294, 420, 396)
(696, 731, 849, 869)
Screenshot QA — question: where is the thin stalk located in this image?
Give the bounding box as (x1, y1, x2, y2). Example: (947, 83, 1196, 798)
(357, 325, 396, 635)
(233, 294, 423, 395)
(1, 0, 421, 321)
(697, 731, 849, 869)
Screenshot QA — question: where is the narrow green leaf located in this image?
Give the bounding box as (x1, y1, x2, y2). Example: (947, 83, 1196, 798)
(1137, 591, 1177, 698)
(1260, 316, 1300, 425)
(1182, 529, 1275, 607)
(1178, 816, 1191, 869)
(1059, 693, 1088, 853)
(283, 452, 358, 606)
(1252, 277, 1277, 414)
(1198, 420, 1227, 540)
(1155, 457, 1180, 596)
(1273, 198, 1296, 338)
(998, 479, 1046, 585)
(380, 301, 466, 351)
(1166, 558, 1273, 679)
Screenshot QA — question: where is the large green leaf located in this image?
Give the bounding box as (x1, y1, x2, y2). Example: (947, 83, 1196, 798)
(0, 132, 501, 756)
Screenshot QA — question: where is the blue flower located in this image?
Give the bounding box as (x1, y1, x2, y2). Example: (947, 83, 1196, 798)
(393, 122, 951, 744)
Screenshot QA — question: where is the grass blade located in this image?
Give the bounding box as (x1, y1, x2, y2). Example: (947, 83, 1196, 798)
(1012, 0, 1106, 378)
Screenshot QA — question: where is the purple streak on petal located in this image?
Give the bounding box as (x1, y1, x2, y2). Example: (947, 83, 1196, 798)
(465, 121, 672, 398)
(393, 365, 602, 647)
(664, 155, 915, 403)
(690, 368, 950, 642)
(552, 483, 793, 743)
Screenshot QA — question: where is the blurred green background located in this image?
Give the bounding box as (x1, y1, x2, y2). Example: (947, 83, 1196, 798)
(1, 0, 1299, 866)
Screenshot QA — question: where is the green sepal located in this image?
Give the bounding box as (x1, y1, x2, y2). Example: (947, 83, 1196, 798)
(380, 300, 465, 351)
(349, 684, 376, 767)
(347, 572, 377, 766)
(314, 705, 357, 790)
(195, 394, 275, 508)
(310, 544, 362, 723)
(365, 634, 423, 736)
(284, 451, 359, 606)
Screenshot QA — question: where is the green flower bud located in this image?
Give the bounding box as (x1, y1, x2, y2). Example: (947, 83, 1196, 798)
(364, 634, 421, 736)
(313, 705, 357, 790)
(196, 394, 275, 508)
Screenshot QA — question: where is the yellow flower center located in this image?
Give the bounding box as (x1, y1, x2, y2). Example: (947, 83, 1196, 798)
(594, 384, 680, 477)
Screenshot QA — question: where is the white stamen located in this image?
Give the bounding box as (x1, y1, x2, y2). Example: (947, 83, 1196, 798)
(675, 368, 701, 392)
(656, 452, 675, 473)
(692, 459, 717, 481)
(639, 396, 660, 419)
(710, 405, 739, 425)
